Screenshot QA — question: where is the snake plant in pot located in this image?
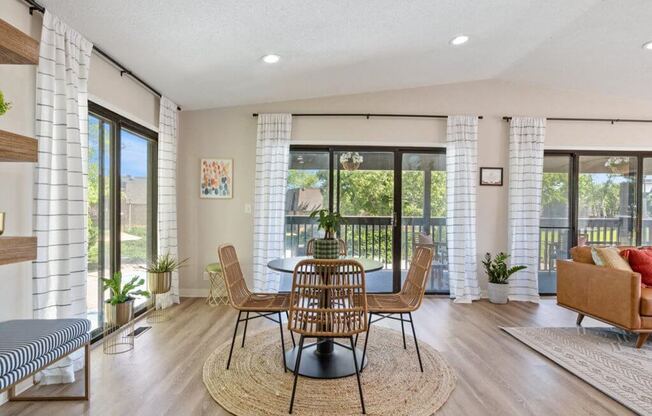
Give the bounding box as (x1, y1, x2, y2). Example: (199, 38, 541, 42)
(482, 252, 527, 304)
(102, 272, 150, 326)
(143, 253, 189, 295)
(309, 209, 345, 259)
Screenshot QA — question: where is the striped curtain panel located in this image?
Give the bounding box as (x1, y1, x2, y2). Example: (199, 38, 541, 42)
(33, 11, 93, 384)
(253, 114, 292, 292)
(157, 97, 180, 305)
(446, 115, 481, 303)
(508, 117, 546, 302)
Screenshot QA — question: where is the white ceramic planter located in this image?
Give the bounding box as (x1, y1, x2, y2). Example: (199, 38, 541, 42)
(488, 283, 509, 304)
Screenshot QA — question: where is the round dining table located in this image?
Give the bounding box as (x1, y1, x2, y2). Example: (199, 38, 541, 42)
(268, 256, 383, 379)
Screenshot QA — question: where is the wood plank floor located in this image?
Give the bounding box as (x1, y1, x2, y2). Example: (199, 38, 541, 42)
(0, 297, 633, 416)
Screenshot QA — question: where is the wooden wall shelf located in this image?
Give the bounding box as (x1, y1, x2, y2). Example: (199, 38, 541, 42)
(0, 18, 39, 65)
(0, 236, 37, 266)
(0, 129, 37, 162)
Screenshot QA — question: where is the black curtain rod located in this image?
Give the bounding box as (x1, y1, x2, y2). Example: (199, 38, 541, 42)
(23, 0, 181, 112)
(252, 113, 483, 119)
(502, 116, 652, 124)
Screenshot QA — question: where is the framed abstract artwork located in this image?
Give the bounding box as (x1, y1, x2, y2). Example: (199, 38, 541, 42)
(200, 158, 233, 198)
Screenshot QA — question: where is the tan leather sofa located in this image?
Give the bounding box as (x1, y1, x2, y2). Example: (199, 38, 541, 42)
(557, 259, 651, 348)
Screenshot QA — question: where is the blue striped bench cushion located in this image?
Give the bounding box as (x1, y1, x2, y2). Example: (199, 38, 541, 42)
(0, 319, 90, 378)
(0, 334, 89, 390)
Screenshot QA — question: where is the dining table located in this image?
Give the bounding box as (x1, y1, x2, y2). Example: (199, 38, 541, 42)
(267, 255, 383, 379)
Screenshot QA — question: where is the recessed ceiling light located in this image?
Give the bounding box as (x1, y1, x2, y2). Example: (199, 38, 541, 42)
(450, 35, 469, 46)
(262, 54, 281, 64)
(643, 41, 652, 50)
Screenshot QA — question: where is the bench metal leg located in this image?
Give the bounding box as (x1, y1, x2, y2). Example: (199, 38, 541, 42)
(8, 343, 90, 401)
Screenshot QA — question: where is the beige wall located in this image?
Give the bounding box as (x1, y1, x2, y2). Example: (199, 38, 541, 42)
(178, 79, 652, 295)
(0, 0, 159, 322)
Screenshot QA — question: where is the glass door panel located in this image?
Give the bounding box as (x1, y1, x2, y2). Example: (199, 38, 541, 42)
(400, 152, 448, 293)
(539, 155, 571, 294)
(643, 158, 652, 245)
(120, 129, 155, 307)
(577, 155, 637, 246)
(87, 114, 112, 331)
(335, 151, 394, 292)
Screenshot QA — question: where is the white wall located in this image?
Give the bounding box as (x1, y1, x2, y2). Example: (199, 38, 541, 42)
(177, 79, 652, 295)
(0, 0, 159, 322)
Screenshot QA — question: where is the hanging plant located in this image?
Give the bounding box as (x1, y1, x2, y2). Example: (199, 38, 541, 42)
(340, 152, 363, 171)
(605, 156, 630, 175)
(0, 91, 11, 117)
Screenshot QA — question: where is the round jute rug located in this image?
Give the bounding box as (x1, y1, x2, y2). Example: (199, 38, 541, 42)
(203, 326, 456, 415)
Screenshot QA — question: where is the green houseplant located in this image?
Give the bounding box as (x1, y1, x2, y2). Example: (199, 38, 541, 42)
(0, 91, 11, 117)
(102, 272, 150, 326)
(309, 209, 345, 259)
(482, 252, 527, 304)
(143, 253, 189, 295)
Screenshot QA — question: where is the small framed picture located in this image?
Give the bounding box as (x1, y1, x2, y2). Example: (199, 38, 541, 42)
(200, 158, 233, 198)
(480, 167, 503, 186)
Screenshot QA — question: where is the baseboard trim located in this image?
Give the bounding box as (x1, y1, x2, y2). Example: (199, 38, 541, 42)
(179, 288, 209, 298)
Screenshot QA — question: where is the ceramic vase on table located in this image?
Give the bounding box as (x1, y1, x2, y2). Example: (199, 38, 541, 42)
(313, 238, 340, 259)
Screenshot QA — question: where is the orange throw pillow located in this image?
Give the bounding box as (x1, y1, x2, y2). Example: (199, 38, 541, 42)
(621, 249, 652, 286)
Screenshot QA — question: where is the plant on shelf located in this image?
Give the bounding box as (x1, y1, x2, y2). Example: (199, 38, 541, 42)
(340, 152, 363, 171)
(482, 252, 526, 304)
(143, 252, 189, 295)
(0, 90, 11, 117)
(309, 209, 346, 259)
(102, 272, 150, 326)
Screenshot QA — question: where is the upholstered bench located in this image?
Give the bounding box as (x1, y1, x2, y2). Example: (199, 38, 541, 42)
(0, 319, 91, 401)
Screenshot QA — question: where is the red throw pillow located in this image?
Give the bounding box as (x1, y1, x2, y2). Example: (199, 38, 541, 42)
(621, 249, 652, 286)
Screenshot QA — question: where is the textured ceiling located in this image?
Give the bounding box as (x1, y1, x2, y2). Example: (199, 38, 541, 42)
(38, 0, 652, 109)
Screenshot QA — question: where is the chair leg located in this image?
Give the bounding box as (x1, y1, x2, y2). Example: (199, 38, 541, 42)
(241, 312, 249, 347)
(278, 312, 288, 372)
(576, 313, 585, 326)
(289, 336, 305, 414)
(361, 313, 372, 373)
(286, 311, 296, 347)
(400, 313, 407, 349)
(636, 333, 650, 348)
(226, 311, 242, 370)
(408, 312, 424, 372)
(350, 336, 366, 414)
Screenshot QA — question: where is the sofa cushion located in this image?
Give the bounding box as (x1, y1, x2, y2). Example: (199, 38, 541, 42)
(570, 246, 594, 264)
(621, 248, 652, 286)
(0, 319, 90, 377)
(641, 288, 652, 317)
(591, 247, 633, 272)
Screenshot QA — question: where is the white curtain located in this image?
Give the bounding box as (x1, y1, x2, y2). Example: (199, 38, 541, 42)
(446, 115, 481, 303)
(33, 10, 93, 384)
(253, 114, 292, 292)
(508, 117, 546, 302)
(157, 97, 180, 306)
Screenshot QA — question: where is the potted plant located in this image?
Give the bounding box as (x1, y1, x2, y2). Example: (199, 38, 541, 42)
(482, 252, 526, 304)
(340, 152, 363, 171)
(102, 272, 150, 326)
(0, 90, 11, 117)
(309, 209, 345, 259)
(143, 253, 188, 295)
(605, 156, 630, 175)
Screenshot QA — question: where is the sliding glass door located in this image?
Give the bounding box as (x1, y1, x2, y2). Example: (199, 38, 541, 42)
(540, 151, 652, 295)
(284, 146, 447, 294)
(86, 102, 157, 333)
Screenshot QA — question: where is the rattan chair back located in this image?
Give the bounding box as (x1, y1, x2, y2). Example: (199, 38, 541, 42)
(217, 244, 252, 308)
(399, 245, 434, 310)
(288, 259, 367, 337)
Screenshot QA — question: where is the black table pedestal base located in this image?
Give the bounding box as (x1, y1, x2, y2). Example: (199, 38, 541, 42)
(285, 341, 367, 379)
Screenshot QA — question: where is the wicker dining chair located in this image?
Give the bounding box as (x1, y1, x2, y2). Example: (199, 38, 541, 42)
(287, 259, 368, 414)
(217, 244, 295, 371)
(305, 238, 347, 256)
(360, 245, 433, 372)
